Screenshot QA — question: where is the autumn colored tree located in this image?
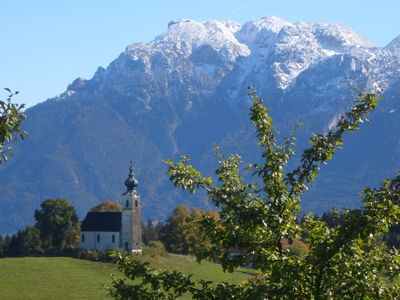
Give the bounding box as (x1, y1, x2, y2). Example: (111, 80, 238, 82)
(159, 204, 218, 255)
(90, 200, 122, 212)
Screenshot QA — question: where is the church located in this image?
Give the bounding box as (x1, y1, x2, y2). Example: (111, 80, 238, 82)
(79, 163, 142, 253)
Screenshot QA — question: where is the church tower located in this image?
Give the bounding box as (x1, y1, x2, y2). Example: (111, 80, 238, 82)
(121, 162, 142, 253)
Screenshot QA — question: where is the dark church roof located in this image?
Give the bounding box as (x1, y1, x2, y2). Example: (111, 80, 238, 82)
(81, 212, 122, 232)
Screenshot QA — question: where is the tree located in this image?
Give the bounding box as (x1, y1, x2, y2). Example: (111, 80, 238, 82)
(160, 204, 191, 254)
(34, 198, 79, 251)
(3, 226, 42, 256)
(0, 88, 27, 163)
(386, 223, 400, 248)
(0, 235, 6, 257)
(159, 204, 218, 255)
(109, 91, 400, 299)
(142, 219, 161, 245)
(90, 200, 122, 212)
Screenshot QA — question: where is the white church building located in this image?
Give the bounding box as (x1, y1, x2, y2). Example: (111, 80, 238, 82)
(79, 163, 142, 253)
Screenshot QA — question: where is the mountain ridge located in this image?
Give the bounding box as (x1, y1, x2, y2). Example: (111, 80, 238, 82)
(1, 16, 400, 233)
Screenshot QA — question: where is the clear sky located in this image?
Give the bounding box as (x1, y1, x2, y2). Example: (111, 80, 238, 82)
(1, 0, 399, 107)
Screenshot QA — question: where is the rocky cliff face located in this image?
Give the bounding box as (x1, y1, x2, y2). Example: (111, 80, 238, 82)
(1, 16, 400, 233)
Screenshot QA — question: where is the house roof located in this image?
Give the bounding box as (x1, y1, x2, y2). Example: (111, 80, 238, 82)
(81, 211, 122, 232)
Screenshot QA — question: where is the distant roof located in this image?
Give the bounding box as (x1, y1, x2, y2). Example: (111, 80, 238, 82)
(81, 211, 121, 232)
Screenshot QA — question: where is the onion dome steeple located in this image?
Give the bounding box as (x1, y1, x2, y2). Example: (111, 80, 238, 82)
(124, 161, 139, 194)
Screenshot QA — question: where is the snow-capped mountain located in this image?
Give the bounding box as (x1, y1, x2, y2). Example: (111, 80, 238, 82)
(386, 35, 400, 51)
(1, 16, 400, 233)
(71, 16, 400, 108)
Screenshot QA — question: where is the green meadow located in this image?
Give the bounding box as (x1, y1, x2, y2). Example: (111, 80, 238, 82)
(0, 255, 252, 299)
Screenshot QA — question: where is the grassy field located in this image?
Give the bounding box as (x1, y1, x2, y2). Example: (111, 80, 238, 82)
(0, 257, 113, 299)
(0, 255, 252, 300)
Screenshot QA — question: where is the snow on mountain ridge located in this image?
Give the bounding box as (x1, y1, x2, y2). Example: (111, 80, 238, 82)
(296, 22, 374, 49)
(386, 35, 400, 51)
(236, 16, 290, 46)
(231, 17, 375, 90)
(76, 16, 399, 104)
(121, 17, 376, 86)
(114, 18, 251, 82)
(153, 19, 250, 60)
(267, 21, 375, 89)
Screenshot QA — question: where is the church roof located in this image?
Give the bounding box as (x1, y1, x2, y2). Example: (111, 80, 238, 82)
(81, 211, 122, 232)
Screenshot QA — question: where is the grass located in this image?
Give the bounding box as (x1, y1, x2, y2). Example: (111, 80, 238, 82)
(133, 253, 253, 285)
(0, 254, 252, 299)
(0, 257, 114, 300)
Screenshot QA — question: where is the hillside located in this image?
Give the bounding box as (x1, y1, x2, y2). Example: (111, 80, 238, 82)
(1, 16, 400, 233)
(0, 257, 113, 299)
(0, 255, 251, 299)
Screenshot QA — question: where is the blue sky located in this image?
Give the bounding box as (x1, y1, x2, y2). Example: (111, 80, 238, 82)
(1, 0, 399, 107)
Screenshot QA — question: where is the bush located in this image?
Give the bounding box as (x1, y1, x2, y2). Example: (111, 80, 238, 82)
(143, 240, 167, 257)
(72, 249, 113, 262)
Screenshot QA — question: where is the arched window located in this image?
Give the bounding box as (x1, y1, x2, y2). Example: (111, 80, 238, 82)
(126, 200, 129, 208)
(135, 200, 138, 207)
(81, 234, 85, 242)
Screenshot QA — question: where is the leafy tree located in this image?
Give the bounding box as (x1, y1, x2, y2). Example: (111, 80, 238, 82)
(34, 198, 79, 251)
(0, 88, 27, 163)
(160, 204, 192, 254)
(90, 200, 122, 212)
(320, 208, 400, 249)
(19, 226, 43, 255)
(159, 204, 218, 255)
(109, 91, 400, 299)
(187, 207, 219, 256)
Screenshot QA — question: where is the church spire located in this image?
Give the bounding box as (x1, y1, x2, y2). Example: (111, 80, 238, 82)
(121, 161, 142, 253)
(124, 161, 139, 194)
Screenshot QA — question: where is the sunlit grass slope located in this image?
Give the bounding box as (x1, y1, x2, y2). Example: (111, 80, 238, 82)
(0, 255, 252, 299)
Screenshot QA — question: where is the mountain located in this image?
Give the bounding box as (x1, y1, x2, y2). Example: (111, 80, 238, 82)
(1, 16, 400, 233)
(386, 35, 400, 51)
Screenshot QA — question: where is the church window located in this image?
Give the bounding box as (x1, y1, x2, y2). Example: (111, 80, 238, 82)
(97, 234, 100, 243)
(135, 200, 138, 207)
(112, 234, 115, 243)
(81, 234, 85, 242)
(126, 200, 129, 207)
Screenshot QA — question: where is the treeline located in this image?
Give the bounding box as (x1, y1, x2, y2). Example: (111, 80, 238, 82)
(0, 198, 79, 256)
(145, 205, 400, 257)
(143, 204, 218, 255)
(2, 199, 399, 259)
(0, 198, 121, 257)
(320, 208, 400, 248)
(0, 199, 218, 259)
(143, 205, 400, 258)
